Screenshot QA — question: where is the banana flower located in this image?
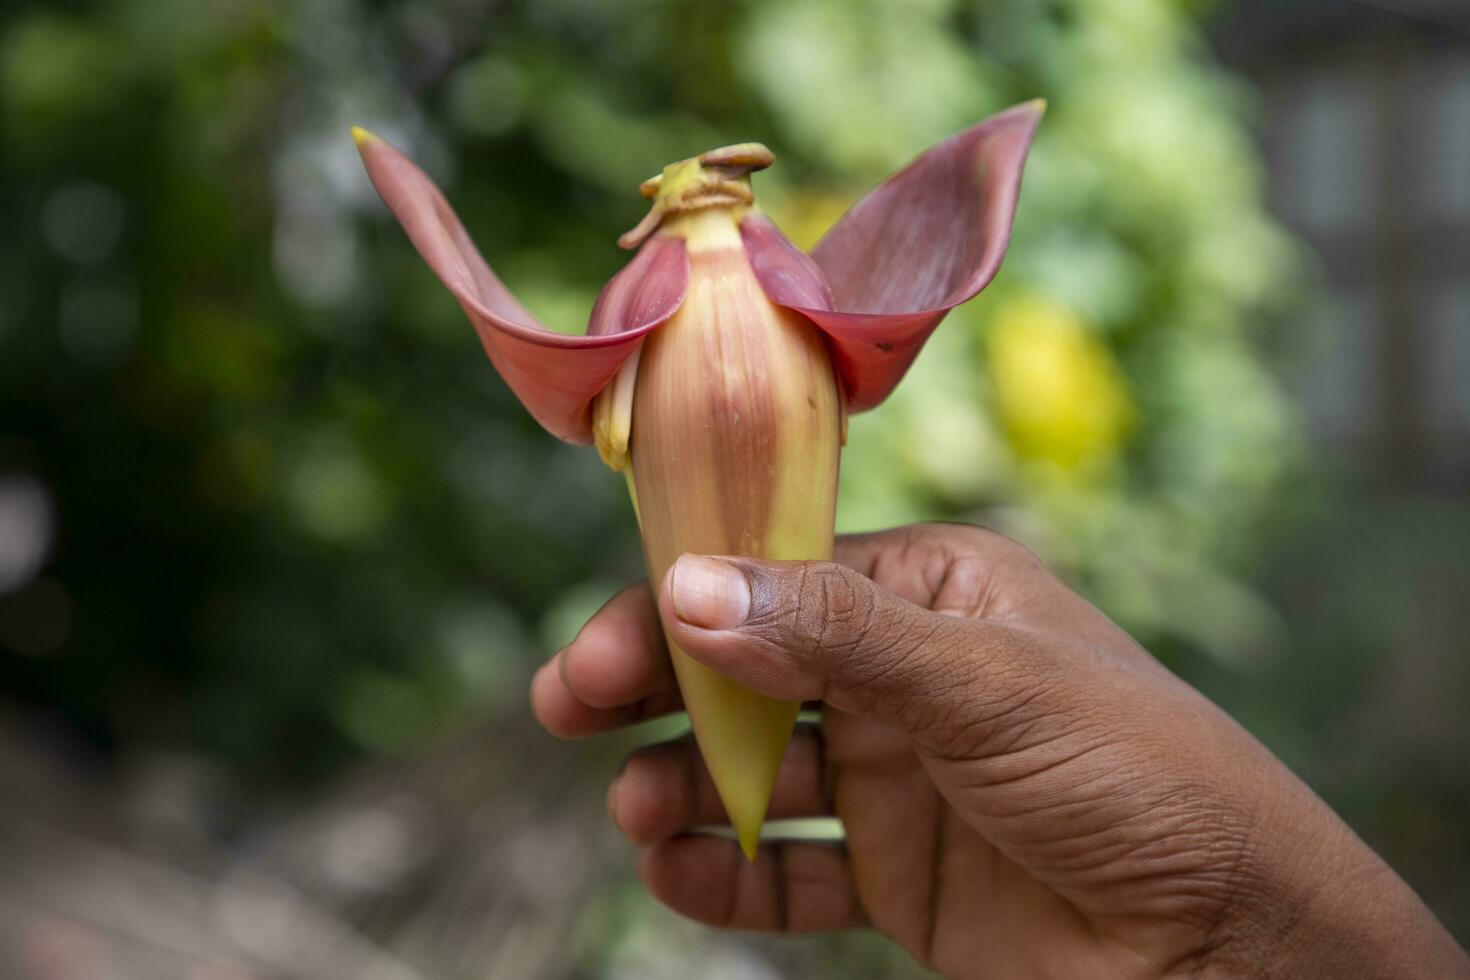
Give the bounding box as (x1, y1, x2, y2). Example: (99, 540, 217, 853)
(353, 101, 1042, 858)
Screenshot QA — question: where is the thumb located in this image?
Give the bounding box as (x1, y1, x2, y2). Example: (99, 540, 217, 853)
(659, 554, 1021, 733)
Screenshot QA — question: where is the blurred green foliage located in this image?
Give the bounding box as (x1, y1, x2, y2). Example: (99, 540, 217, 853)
(0, 0, 1303, 787)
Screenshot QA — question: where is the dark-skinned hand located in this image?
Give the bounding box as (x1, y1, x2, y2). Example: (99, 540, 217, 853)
(532, 524, 1468, 979)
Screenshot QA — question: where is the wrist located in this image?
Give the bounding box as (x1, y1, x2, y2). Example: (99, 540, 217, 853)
(1200, 790, 1468, 979)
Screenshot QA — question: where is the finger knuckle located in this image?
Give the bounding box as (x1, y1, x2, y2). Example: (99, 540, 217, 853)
(917, 521, 1044, 571)
(749, 562, 900, 673)
(804, 564, 885, 658)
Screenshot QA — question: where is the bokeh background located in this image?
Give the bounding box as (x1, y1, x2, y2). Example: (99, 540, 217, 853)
(1, 0, 1467, 976)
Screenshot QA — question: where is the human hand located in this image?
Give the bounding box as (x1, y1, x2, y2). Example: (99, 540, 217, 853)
(531, 524, 1468, 978)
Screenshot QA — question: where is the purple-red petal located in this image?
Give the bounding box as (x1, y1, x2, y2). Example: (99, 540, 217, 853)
(740, 213, 833, 311)
(354, 130, 688, 443)
(740, 213, 943, 411)
(744, 101, 1043, 411)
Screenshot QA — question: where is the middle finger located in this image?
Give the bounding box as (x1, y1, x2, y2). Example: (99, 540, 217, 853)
(609, 723, 833, 845)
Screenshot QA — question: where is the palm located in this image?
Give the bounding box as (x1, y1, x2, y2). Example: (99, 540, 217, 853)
(821, 545, 1103, 976)
(533, 526, 1239, 979)
(820, 711, 1065, 971)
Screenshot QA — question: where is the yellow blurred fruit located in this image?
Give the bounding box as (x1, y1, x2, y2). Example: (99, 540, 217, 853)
(985, 293, 1133, 474)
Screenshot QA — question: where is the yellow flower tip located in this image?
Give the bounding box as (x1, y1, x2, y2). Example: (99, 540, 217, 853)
(350, 126, 377, 149)
(737, 823, 760, 863)
(1029, 97, 1048, 114)
(620, 145, 774, 249)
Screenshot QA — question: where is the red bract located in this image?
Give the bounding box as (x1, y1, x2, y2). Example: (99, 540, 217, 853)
(352, 100, 1043, 438)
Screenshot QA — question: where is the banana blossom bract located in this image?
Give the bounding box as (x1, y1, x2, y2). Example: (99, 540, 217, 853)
(353, 101, 1043, 859)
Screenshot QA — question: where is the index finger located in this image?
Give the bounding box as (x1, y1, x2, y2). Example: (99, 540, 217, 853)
(531, 582, 681, 738)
